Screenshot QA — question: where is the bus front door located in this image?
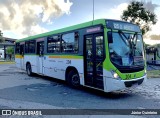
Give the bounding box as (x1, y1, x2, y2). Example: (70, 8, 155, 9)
(37, 41, 44, 74)
(84, 34, 104, 90)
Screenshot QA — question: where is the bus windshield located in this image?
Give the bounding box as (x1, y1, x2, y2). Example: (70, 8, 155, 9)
(108, 31, 144, 67)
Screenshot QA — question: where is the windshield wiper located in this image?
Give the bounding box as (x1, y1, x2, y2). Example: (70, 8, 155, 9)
(118, 31, 138, 56)
(118, 30, 138, 47)
(129, 32, 138, 56)
(130, 32, 138, 47)
(118, 30, 129, 47)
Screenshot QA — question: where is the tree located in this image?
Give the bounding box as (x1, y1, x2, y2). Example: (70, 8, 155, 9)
(121, 1, 157, 35)
(6, 46, 14, 60)
(157, 44, 160, 58)
(0, 30, 4, 43)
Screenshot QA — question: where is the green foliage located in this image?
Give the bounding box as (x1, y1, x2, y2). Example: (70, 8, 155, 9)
(157, 44, 160, 58)
(121, 1, 157, 35)
(0, 30, 4, 43)
(147, 70, 160, 78)
(6, 47, 14, 55)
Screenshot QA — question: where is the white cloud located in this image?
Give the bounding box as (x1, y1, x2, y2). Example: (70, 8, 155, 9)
(110, 3, 128, 20)
(143, 2, 160, 44)
(94, 3, 128, 20)
(55, 0, 73, 15)
(0, 0, 73, 39)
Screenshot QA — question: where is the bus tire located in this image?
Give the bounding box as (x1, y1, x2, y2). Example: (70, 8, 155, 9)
(26, 63, 33, 76)
(67, 70, 80, 88)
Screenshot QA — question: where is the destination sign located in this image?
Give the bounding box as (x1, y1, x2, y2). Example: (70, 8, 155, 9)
(36, 37, 45, 42)
(20, 42, 25, 45)
(86, 26, 101, 33)
(106, 20, 141, 32)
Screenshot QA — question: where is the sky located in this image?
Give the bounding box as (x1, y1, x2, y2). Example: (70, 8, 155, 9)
(0, 0, 160, 45)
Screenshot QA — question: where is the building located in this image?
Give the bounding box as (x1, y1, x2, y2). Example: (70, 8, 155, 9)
(4, 37, 17, 44)
(146, 44, 160, 65)
(0, 37, 17, 60)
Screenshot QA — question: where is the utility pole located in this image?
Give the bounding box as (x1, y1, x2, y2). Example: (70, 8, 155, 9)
(0, 30, 4, 43)
(93, 0, 94, 21)
(92, 0, 95, 25)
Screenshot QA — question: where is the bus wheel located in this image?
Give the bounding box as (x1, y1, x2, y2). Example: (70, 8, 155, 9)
(67, 70, 80, 88)
(26, 64, 33, 76)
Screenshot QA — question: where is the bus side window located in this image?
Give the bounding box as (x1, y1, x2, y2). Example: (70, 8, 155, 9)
(74, 32, 79, 53)
(25, 40, 36, 54)
(47, 35, 60, 53)
(96, 36, 104, 58)
(15, 43, 20, 54)
(29, 40, 36, 53)
(62, 32, 79, 53)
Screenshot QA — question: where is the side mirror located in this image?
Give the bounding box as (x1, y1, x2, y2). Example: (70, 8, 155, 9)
(108, 32, 113, 43)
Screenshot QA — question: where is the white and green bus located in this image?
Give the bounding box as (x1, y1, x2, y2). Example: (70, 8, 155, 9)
(15, 19, 147, 92)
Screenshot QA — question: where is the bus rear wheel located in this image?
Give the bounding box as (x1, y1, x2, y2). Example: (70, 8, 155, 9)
(67, 70, 80, 88)
(26, 63, 33, 76)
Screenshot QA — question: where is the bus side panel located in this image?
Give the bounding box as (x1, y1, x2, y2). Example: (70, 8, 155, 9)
(43, 57, 65, 80)
(15, 54, 25, 69)
(43, 56, 84, 84)
(64, 58, 84, 85)
(15, 57, 21, 69)
(24, 55, 37, 73)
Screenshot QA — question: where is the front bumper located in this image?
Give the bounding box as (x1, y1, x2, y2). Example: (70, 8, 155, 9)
(104, 74, 147, 92)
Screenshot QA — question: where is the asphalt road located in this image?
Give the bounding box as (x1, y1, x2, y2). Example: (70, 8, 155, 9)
(0, 64, 160, 118)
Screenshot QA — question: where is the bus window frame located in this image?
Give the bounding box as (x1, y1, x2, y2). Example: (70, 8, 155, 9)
(47, 34, 61, 54)
(61, 31, 79, 54)
(15, 43, 20, 54)
(25, 40, 36, 54)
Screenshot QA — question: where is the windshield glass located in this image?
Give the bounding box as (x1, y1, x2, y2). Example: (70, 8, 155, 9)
(108, 31, 144, 67)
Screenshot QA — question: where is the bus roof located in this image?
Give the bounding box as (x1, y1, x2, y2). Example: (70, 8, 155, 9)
(16, 19, 107, 43)
(16, 19, 140, 43)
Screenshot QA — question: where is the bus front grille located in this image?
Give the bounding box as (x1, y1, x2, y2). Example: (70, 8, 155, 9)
(124, 78, 144, 87)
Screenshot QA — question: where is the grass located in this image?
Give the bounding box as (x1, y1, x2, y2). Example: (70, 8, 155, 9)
(147, 70, 160, 78)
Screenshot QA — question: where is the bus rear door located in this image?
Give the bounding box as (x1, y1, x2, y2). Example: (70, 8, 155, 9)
(20, 44, 25, 69)
(37, 41, 44, 74)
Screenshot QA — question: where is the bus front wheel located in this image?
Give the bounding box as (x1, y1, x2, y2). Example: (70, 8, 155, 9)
(26, 64, 33, 76)
(67, 70, 80, 88)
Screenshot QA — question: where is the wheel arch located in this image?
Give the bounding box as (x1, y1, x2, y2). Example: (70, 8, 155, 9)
(65, 66, 79, 81)
(26, 61, 31, 70)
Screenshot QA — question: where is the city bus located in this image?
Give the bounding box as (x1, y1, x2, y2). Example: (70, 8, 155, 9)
(15, 19, 147, 92)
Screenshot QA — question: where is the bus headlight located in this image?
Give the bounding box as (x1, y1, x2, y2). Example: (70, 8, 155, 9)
(144, 69, 147, 77)
(113, 72, 119, 78)
(145, 69, 147, 74)
(111, 70, 120, 79)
